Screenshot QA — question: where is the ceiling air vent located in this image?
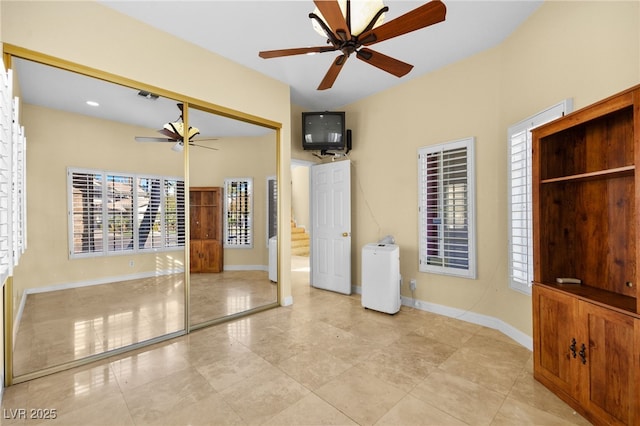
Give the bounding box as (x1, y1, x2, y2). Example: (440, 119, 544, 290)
(137, 90, 159, 100)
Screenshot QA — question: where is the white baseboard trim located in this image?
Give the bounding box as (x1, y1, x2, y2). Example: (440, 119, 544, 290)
(281, 296, 293, 306)
(24, 268, 184, 295)
(350, 284, 531, 350)
(12, 268, 183, 350)
(223, 265, 268, 272)
(400, 295, 532, 351)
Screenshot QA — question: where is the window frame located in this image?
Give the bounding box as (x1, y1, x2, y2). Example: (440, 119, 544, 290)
(418, 137, 477, 279)
(67, 167, 185, 259)
(223, 177, 253, 249)
(507, 99, 573, 294)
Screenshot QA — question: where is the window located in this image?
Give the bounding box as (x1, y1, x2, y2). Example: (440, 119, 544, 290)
(508, 99, 573, 294)
(418, 137, 476, 278)
(0, 65, 27, 284)
(67, 168, 184, 258)
(224, 177, 253, 248)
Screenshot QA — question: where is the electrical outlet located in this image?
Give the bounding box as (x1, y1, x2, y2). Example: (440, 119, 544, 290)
(129, 260, 134, 267)
(409, 279, 417, 291)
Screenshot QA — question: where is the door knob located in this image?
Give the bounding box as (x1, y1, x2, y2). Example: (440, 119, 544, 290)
(342, 232, 350, 237)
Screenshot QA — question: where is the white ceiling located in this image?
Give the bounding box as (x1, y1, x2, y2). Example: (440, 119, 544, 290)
(100, 0, 543, 110)
(13, 57, 272, 139)
(13, 1, 542, 138)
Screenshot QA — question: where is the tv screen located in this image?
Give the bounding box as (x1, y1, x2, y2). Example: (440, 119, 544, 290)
(302, 111, 345, 151)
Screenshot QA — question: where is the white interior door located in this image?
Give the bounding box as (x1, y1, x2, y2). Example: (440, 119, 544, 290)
(310, 160, 351, 294)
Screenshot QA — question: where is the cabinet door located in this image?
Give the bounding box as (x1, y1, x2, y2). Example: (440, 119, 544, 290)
(581, 302, 637, 426)
(200, 240, 222, 273)
(533, 285, 582, 398)
(190, 241, 202, 272)
(189, 201, 204, 240)
(200, 202, 218, 240)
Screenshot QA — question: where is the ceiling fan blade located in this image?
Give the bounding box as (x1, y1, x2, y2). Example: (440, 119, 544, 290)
(317, 54, 348, 90)
(189, 143, 219, 151)
(356, 48, 413, 77)
(158, 128, 181, 139)
(135, 136, 175, 143)
(190, 137, 219, 142)
(313, 0, 351, 41)
(259, 46, 337, 59)
(359, 0, 446, 46)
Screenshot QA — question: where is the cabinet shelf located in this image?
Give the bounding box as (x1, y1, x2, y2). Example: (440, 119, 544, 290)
(535, 281, 638, 317)
(540, 165, 634, 184)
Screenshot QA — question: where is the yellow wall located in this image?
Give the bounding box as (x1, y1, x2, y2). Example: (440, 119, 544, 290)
(343, 0, 639, 337)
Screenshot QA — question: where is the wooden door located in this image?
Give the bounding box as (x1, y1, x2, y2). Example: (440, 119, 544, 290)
(581, 302, 637, 426)
(532, 285, 582, 399)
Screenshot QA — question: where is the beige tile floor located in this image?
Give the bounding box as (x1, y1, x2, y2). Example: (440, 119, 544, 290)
(13, 270, 277, 376)
(2, 257, 590, 425)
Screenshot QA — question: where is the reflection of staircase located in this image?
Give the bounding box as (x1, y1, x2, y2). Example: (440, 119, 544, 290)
(291, 220, 310, 256)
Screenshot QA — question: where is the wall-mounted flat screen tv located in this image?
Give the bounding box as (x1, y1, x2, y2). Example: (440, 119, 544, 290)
(302, 111, 345, 151)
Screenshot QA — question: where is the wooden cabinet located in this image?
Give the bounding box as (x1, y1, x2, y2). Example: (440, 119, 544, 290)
(190, 187, 223, 273)
(533, 285, 639, 425)
(532, 85, 640, 425)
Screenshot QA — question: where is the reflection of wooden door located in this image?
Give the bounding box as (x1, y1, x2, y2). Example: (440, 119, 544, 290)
(190, 187, 223, 272)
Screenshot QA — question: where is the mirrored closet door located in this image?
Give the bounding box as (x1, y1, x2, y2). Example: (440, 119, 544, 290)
(9, 57, 187, 378)
(187, 106, 278, 328)
(5, 49, 282, 383)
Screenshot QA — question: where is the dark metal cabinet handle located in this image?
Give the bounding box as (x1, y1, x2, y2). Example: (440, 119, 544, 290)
(570, 338, 577, 358)
(579, 343, 587, 364)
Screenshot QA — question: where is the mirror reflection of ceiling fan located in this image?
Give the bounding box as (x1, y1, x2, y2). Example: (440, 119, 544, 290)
(135, 103, 219, 152)
(258, 0, 446, 90)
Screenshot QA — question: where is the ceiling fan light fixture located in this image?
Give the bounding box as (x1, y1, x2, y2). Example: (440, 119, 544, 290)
(171, 141, 184, 152)
(164, 121, 200, 140)
(312, 0, 386, 37)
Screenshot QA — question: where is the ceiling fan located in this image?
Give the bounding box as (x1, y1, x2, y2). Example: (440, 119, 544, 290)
(135, 103, 218, 151)
(258, 0, 447, 90)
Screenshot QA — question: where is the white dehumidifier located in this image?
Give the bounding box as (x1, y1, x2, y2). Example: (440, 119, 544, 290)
(361, 243, 401, 314)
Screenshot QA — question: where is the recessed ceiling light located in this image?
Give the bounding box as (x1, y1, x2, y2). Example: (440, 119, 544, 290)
(86, 100, 99, 107)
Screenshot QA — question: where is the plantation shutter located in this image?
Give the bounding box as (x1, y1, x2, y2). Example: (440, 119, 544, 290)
(0, 66, 12, 281)
(509, 128, 532, 289)
(106, 174, 134, 252)
(224, 178, 253, 248)
(70, 171, 104, 255)
(164, 178, 185, 247)
(137, 177, 162, 249)
(418, 137, 476, 278)
(69, 168, 185, 257)
(267, 176, 277, 241)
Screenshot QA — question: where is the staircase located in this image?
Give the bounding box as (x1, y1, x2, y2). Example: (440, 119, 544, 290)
(291, 220, 310, 256)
